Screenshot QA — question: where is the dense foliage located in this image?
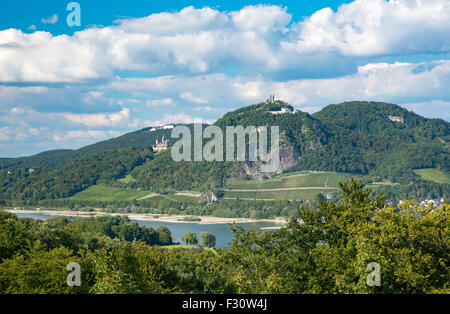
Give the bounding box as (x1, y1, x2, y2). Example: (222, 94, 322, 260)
(0, 180, 448, 294)
(0, 147, 152, 205)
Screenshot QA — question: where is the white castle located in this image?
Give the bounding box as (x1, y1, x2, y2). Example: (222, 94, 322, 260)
(152, 134, 169, 152)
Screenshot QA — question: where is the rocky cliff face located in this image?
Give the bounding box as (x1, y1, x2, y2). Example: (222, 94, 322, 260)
(198, 191, 218, 205)
(233, 141, 299, 179)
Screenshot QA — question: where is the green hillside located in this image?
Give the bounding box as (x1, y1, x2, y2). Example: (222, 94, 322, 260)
(413, 168, 450, 185)
(0, 126, 179, 170)
(69, 185, 153, 201)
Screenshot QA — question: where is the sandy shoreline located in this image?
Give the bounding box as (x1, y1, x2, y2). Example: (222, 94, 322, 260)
(5, 209, 288, 226)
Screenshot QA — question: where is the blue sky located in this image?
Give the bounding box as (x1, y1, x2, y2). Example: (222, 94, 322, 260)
(0, 1, 353, 35)
(0, 0, 449, 157)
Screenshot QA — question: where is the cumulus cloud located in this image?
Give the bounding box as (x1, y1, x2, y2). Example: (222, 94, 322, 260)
(290, 0, 450, 56)
(41, 14, 58, 25)
(1, 1, 450, 82)
(0, 29, 113, 82)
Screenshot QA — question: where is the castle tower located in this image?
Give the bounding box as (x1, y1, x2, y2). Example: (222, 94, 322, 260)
(152, 134, 169, 152)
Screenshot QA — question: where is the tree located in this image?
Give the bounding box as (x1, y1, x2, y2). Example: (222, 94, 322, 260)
(182, 232, 198, 245)
(155, 226, 173, 245)
(200, 232, 216, 248)
(0, 244, 81, 294)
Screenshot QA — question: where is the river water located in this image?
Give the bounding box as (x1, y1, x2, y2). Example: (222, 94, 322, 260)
(14, 212, 282, 248)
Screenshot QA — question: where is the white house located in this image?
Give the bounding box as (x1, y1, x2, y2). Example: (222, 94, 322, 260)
(270, 107, 293, 115)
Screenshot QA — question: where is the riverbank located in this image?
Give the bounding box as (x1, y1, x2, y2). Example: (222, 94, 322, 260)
(5, 209, 288, 226)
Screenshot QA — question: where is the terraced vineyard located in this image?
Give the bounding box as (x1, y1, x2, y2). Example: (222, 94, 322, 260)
(69, 184, 200, 203)
(413, 168, 450, 185)
(224, 172, 352, 201)
(224, 188, 340, 201)
(70, 172, 396, 203)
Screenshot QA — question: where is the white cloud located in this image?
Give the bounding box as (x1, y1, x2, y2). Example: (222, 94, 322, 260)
(10, 107, 25, 114)
(289, 0, 450, 56)
(180, 92, 209, 104)
(0, 127, 11, 141)
(62, 130, 122, 140)
(52, 129, 124, 146)
(41, 14, 58, 25)
(146, 98, 174, 107)
(107, 59, 450, 112)
(1, 1, 450, 82)
(231, 5, 291, 33)
(28, 24, 36, 31)
(61, 108, 130, 127)
(28, 128, 40, 136)
(194, 106, 215, 112)
(0, 29, 112, 82)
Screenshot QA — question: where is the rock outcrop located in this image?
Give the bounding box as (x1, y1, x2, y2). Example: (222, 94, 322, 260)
(198, 191, 218, 205)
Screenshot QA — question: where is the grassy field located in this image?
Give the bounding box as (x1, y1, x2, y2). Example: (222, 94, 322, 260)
(223, 172, 350, 200)
(413, 168, 450, 185)
(161, 244, 215, 252)
(161, 244, 199, 249)
(70, 185, 152, 201)
(117, 174, 136, 184)
(226, 172, 353, 190)
(70, 185, 200, 203)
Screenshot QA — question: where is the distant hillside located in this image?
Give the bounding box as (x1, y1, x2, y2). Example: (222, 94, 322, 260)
(0, 100, 448, 207)
(0, 127, 178, 170)
(313, 101, 449, 142)
(0, 147, 152, 204)
(0, 149, 77, 169)
(129, 101, 449, 199)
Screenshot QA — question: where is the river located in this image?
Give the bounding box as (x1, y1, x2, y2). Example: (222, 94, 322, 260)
(14, 212, 282, 248)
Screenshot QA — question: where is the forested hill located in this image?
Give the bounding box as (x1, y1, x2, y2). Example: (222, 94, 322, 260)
(300, 101, 450, 182)
(0, 127, 178, 170)
(133, 100, 449, 192)
(313, 101, 449, 141)
(0, 100, 449, 204)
